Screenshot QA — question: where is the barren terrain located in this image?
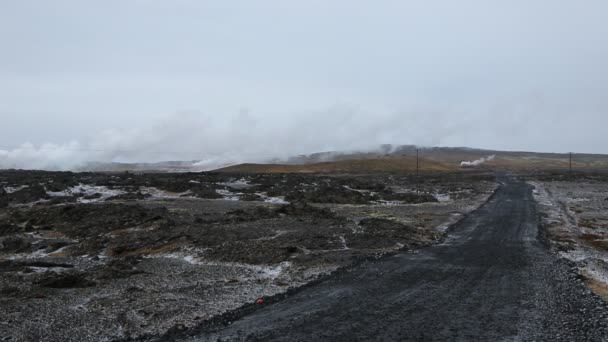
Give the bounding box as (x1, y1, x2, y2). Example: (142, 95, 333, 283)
(527, 171, 608, 301)
(0, 170, 495, 341)
(179, 176, 608, 341)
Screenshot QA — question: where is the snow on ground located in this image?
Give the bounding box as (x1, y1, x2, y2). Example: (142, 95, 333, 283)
(435, 213, 463, 233)
(373, 200, 405, 207)
(47, 184, 126, 203)
(218, 178, 255, 190)
(147, 249, 292, 280)
(342, 185, 374, 194)
(214, 188, 289, 204)
(216, 189, 240, 201)
(389, 185, 453, 203)
(139, 187, 192, 199)
(256, 192, 289, 204)
(530, 180, 608, 295)
(45, 184, 198, 202)
(3, 185, 29, 193)
(435, 193, 451, 202)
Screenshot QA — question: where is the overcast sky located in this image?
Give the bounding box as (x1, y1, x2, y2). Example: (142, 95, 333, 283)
(1, 1, 607, 169)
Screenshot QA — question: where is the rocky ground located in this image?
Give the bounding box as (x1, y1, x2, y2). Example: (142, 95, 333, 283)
(0, 170, 496, 341)
(526, 171, 608, 301)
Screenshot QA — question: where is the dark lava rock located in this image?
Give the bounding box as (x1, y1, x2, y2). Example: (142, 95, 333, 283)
(0, 236, 32, 252)
(0, 187, 8, 208)
(286, 185, 377, 204)
(276, 202, 337, 219)
(359, 218, 414, 231)
(381, 192, 438, 203)
(36, 273, 96, 288)
(190, 186, 223, 199)
(7, 203, 171, 238)
(39, 196, 78, 206)
(83, 193, 103, 200)
(0, 260, 73, 273)
(95, 257, 145, 280)
(0, 223, 21, 236)
(106, 192, 151, 201)
(8, 185, 50, 204)
(239, 193, 264, 202)
(226, 207, 279, 222)
(0, 286, 20, 297)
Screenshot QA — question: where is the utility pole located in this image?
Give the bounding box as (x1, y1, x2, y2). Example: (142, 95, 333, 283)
(569, 152, 573, 178)
(416, 148, 419, 194)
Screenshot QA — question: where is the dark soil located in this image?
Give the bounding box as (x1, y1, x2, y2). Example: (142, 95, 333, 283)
(36, 273, 96, 288)
(0, 169, 498, 341)
(0, 187, 7, 208)
(7, 185, 50, 204)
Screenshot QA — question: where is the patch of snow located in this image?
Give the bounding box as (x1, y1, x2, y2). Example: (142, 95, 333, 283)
(342, 185, 371, 193)
(259, 262, 291, 278)
(435, 193, 451, 202)
(339, 235, 349, 250)
(435, 213, 462, 233)
(182, 255, 196, 264)
(7, 248, 51, 260)
(374, 200, 403, 206)
(584, 259, 608, 285)
(218, 178, 254, 190)
(150, 252, 291, 279)
(255, 192, 289, 204)
(530, 180, 608, 291)
(47, 184, 126, 203)
(27, 266, 71, 274)
(139, 187, 192, 199)
(4, 185, 29, 193)
(216, 189, 240, 201)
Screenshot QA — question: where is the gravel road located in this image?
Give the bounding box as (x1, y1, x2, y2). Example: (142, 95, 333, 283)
(186, 177, 608, 341)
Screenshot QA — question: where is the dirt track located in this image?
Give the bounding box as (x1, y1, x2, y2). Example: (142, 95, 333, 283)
(187, 177, 608, 341)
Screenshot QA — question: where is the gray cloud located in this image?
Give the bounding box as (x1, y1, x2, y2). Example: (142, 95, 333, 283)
(1, 1, 607, 169)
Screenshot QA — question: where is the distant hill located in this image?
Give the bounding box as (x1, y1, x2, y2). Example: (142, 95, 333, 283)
(215, 146, 608, 173)
(75, 145, 608, 173)
(215, 155, 454, 173)
(79, 161, 200, 173)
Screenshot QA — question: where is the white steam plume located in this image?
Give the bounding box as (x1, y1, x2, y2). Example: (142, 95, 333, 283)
(460, 155, 496, 167)
(0, 107, 502, 171)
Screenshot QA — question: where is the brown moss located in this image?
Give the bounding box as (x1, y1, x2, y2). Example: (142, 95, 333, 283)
(213, 156, 454, 173)
(579, 233, 608, 251)
(578, 218, 597, 229)
(582, 272, 608, 302)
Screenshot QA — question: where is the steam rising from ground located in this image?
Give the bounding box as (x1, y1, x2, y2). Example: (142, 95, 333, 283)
(460, 155, 496, 167)
(0, 107, 478, 171)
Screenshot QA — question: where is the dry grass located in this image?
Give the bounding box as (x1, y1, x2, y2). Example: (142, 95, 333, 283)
(213, 148, 608, 174)
(579, 233, 608, 251)
(578, 218, 597, 229)
(215, 156, 454, 173)
(39, 231, 68, 239)
(546, 227, 577, 245)
(582, 271, 608, 301)
(580, 233, 602, 241)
